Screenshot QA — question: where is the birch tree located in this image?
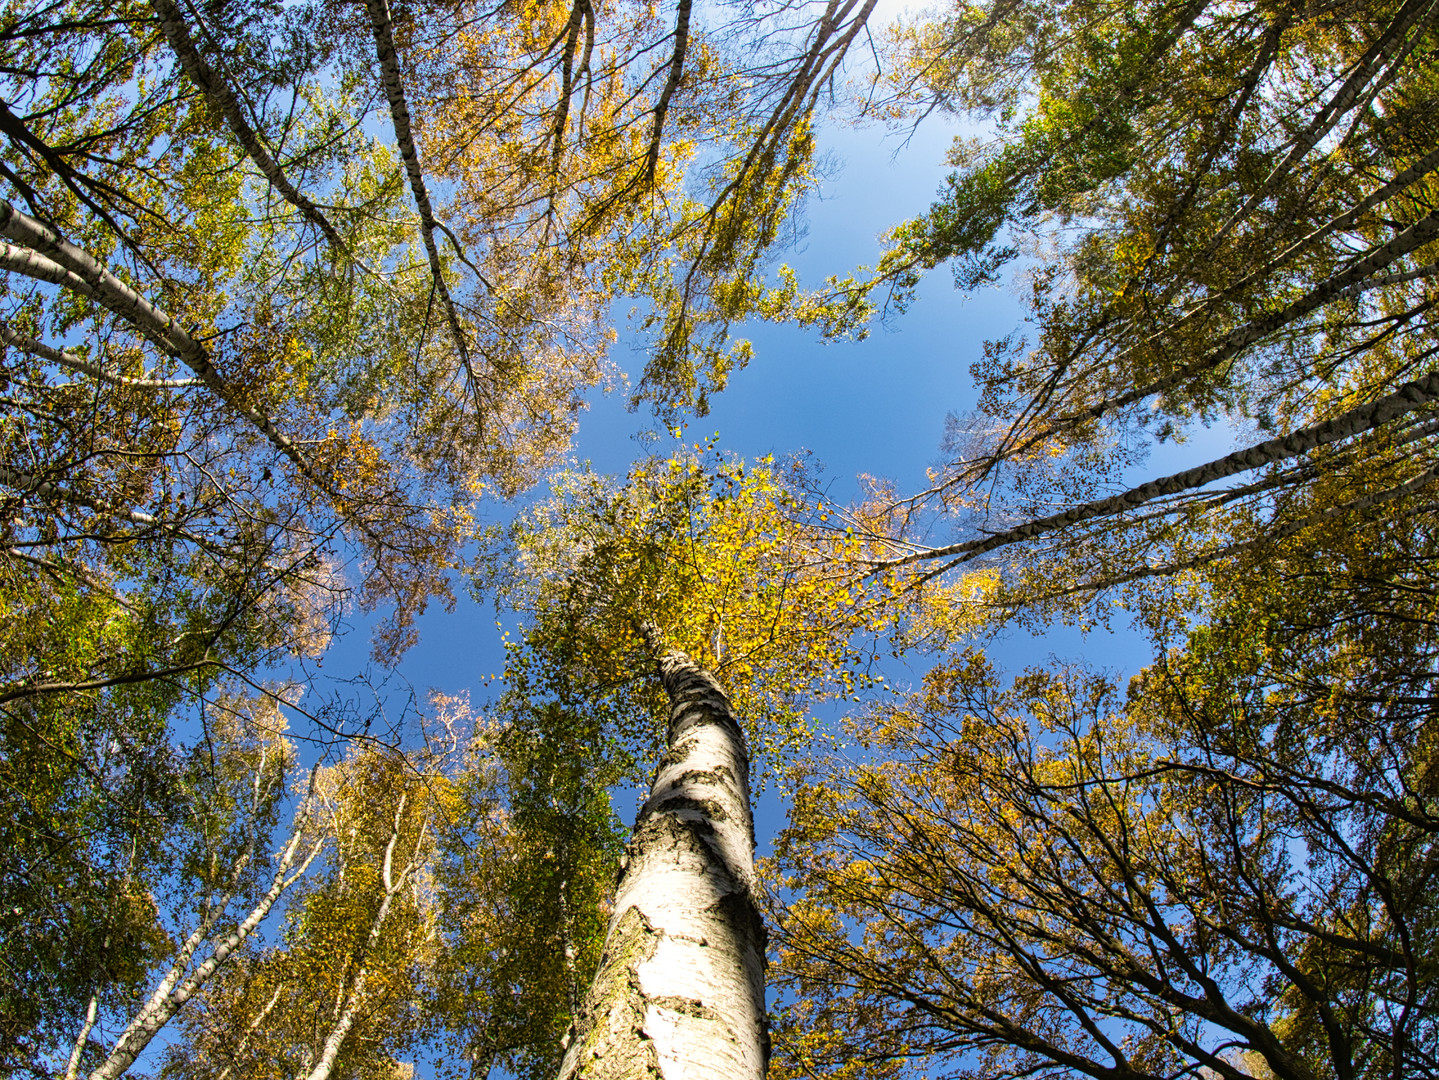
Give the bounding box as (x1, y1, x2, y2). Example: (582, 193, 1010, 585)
(744, 4, 1439, 1075)
(46, 695, 326, 1080)
(0, 0, 885, 814)
(556, 624, 768, 1080)
(770, 609, 1439, 1080)
(764, 407, 1439, 1080)
(160, 746, 443, 1080)
(819, 0, 1439, 621)
(467, 445, 952, 1078)
(1, 2, 887, 1069)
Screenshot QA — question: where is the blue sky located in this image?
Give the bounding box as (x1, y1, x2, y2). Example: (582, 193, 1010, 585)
(315, 79, 1246, 850)
(176, 53, 1250, 1080)
(386, 115, 1013, 693)
(380, 108, 1179, 709)
(333, 110, 1184, 846)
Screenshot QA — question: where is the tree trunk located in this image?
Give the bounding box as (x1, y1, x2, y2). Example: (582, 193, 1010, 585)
(302, 792, 425, 1080)
(64, 993, 98, 1080)
(87, 824, 324, 1080)
(556, 628, 768, 1080)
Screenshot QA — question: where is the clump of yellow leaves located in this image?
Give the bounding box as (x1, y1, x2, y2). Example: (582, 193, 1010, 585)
(485, 440, 999, 777)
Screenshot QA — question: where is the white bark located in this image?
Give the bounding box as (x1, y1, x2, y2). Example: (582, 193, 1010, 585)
(556, 626, 768, 1080)
(304, 962, 372, 1080)
(0, 461, 239, 561)
(88, 823, 325, 1080)
(301, 794, 427, 1080)
(149, 0, 348, 256)
(1045, 454, 1439, 598)
(64, 994, 99, 1080)
(0, 207, 326, 483)
(1207, 0, 1439, 250)
(0, 322, 201, 387)
(0, 200, 401, 556)
(0, 463, 164, 528)
(360, 0, 480, 409)
(1021, 207, 1439, 455)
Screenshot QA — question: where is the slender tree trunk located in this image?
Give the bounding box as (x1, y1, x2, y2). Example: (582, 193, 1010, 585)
(148, 0, 348, 256)
(88, 826, 324, 1080)
(215, 983, 284, 1080)
(302, 795, 425, 1080)
(64, 993, 99, 1080)
(875, 368, 1439, 573)
(361, 0, 481, 412)
(556, 625, 768, 1080)
(0, 201, 396, 557)
(303, 966, 372, 1080)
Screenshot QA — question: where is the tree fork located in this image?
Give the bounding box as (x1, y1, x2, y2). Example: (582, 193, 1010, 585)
(556, 624, 768, 1080)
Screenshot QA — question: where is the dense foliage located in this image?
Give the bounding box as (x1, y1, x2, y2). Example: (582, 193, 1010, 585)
(767, 2, 1439, 1079)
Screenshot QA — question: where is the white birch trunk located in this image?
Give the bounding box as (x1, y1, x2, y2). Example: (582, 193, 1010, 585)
(302, 964, 372, 1080)
(877, 367, 1439, 572)
(301, 795, 426, 1080)
(87, 827, 324, 1080)
(556, 626, 768, 1080)
(64, 993, 99, 1080)
(149, 0, 348, 256)
(0, 200, 394, 558)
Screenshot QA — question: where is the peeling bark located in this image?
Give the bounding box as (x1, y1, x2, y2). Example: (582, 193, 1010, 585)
(557, 630, 768, 1080)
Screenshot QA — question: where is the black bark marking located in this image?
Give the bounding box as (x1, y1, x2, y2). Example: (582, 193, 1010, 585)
(648, 995, 727, 1023)
(643, 792, 730, 824)
(668, 765, 736, 791)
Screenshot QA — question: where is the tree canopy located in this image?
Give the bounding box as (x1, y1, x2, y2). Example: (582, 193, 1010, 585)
(5, 0, 1439, 1077)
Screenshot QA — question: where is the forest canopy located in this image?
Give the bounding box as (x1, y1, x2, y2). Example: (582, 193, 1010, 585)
(2, 0, 1436, 1077)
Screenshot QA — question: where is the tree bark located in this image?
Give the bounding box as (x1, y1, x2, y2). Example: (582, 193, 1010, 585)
(556, 626, 768, 1080)
(64, 993, 99, 1080)
(1, 322, 201, 387)
(87, 824, 324, 1080)
(0, 208, 333, 492)
(993, 206, 1439, 468)
(361, 0, 481, 413)
(0, 200, 408, 559)
(215, 983, 283, 1080)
